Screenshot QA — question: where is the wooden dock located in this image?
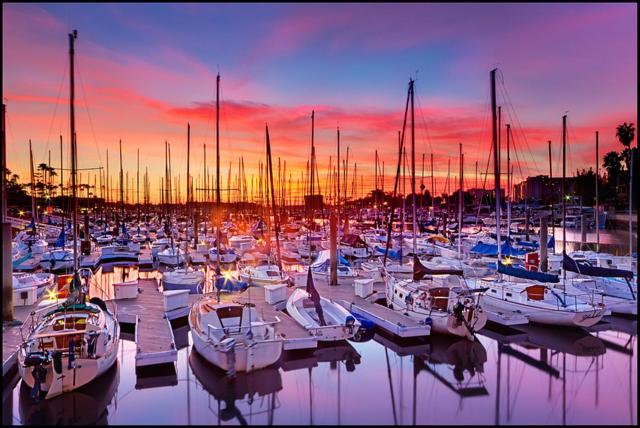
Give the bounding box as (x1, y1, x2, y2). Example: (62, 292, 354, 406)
(227, 290, 318, 351)
(314, 280, 432, 338)
(2, 303, 38, 377)
(114, 278, 178, 368)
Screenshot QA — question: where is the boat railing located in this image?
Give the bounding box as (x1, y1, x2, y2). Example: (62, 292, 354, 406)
(206, 316, 281, 339)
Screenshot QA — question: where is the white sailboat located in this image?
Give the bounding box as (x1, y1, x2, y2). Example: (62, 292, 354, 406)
(286, 287, 360, 342)
(189, 300, 283, 373)
(18, 30, 119, 401)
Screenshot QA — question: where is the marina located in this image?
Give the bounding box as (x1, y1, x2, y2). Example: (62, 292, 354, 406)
(3, 2, 637, 426)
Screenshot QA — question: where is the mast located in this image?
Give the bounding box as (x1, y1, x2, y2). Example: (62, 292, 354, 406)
(69, 29, 79, 271)
(506, 123, 511, 241)
(458, 143, 463, 259)
(215, 74, 221, 266)
(29, 140, 36, 226)
(337, 127, 340, 227)
(216, 73, 221, 206)
(490, 69, 501, 262)
(266, 125, 282, 271)
(595, 131, 599, 252)
(119, 140, 124, 222)
(137, 148, 140, 220)
(430, 153, 434, 219)
(410, 79, 417, 255)
(562, 114, 567, 276)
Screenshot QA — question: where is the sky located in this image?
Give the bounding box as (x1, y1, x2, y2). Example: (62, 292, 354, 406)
(3, 3, 637, 204)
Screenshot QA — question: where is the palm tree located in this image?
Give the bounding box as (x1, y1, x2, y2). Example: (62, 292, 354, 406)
(616, 122, 635, 149)
(616, 122, 636, 172)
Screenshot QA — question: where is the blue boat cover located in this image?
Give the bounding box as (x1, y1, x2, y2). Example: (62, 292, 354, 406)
(497, 261, 559, 283)
(516, 240, 538, 248)
(562, 253, 633, 279)
(470, 241, 528, 257)
(55, 228, 66, 247)
(214, 276, 249, 292)
(374, 245, 401, 260)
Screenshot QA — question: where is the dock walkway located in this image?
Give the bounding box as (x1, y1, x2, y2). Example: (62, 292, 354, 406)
(114, 278, 177, 368)
(314, 280, 432, 338)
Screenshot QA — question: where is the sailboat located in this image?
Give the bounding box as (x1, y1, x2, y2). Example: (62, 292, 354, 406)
(287, 262, 360, 342)
(471, 71, 606, 328)
(383, 79, 487, 341)
(18, 30, 119, 401)
(239, 125, 291, 287)
(99, 141, 138, 264)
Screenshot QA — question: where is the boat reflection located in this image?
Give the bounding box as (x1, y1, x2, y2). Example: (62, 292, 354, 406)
(414, 335, 488, 397)
(189, 349, 282, 425)
(19, 362, 119, 425)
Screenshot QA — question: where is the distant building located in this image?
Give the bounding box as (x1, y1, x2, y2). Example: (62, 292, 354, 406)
(514, 175, 576, 204)
(467, 188, 505, 203)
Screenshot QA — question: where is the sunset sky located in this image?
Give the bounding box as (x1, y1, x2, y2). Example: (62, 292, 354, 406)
(3, 3, 637, 204)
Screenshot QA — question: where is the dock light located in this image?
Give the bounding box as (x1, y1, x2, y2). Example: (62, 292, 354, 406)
(222, 270, 233, 281)
(45, 288, 58, 301)
(565, 195, 571, 201)
(503, 256, 513, 266)
(18, 210, 25, 217)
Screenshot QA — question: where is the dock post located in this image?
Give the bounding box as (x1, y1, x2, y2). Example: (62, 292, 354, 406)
(330, 211, 338, 286)
(580, 214, 587, 250)
(525, 209, 530, 241)
(2, 223, 12, 322)
(2, 103, 14, 323)
(539, 216, 548, 272)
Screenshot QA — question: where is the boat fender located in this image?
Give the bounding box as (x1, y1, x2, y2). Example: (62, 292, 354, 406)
(52, 350, 63, 374)
(67, 337, 76, 369)
(424, 317, 433, 326)
(345, 316, 356, 333)
(89, 297, 108, 312)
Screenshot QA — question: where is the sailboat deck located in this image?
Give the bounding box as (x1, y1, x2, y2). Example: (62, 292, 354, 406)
(314, 281, 432, 338)
(115, 278, 177, 367)
(2, 302, 40, 376)
(220, 289, 318, 350)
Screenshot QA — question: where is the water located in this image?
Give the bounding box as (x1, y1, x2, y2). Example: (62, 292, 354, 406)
(5, 266, 637, 425)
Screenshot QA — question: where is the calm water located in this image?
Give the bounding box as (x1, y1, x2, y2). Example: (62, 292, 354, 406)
(4, 265, 637, 425)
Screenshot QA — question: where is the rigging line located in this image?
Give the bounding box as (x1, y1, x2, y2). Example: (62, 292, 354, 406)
(413, 90, 434, 156)
(497, 73, 541, 177)
(75, 55, 104, 169)
(508, 354, 528, 418)
(41, 58, 68, 164)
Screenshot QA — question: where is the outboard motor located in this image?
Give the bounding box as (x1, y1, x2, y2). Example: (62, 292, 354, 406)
(220, 337, 237, 377)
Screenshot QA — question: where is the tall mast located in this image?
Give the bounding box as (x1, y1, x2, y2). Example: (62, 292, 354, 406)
(506, 123, 511, 241)
(60, 136, 64, 206)
(490, 69, 501, 262)
(1, 104, 6, 223)
(458, 143, 463, 259)
(266, 125, 282, 271)
(216, 73, 221, 206)
(595, 131, 599, 252)
(187, 123, 191, 211)
(410, 79, 417, 255)
(29, 140, 36, 225)
(119, 140, 124, 221)
(69, 29, 78, 271)
(137, 147, 140, 220)
(562, 114, 567, 264)
(337, 127, 340, 227)
(430, 153, 434, 219)
(105, 148, 108, 205)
